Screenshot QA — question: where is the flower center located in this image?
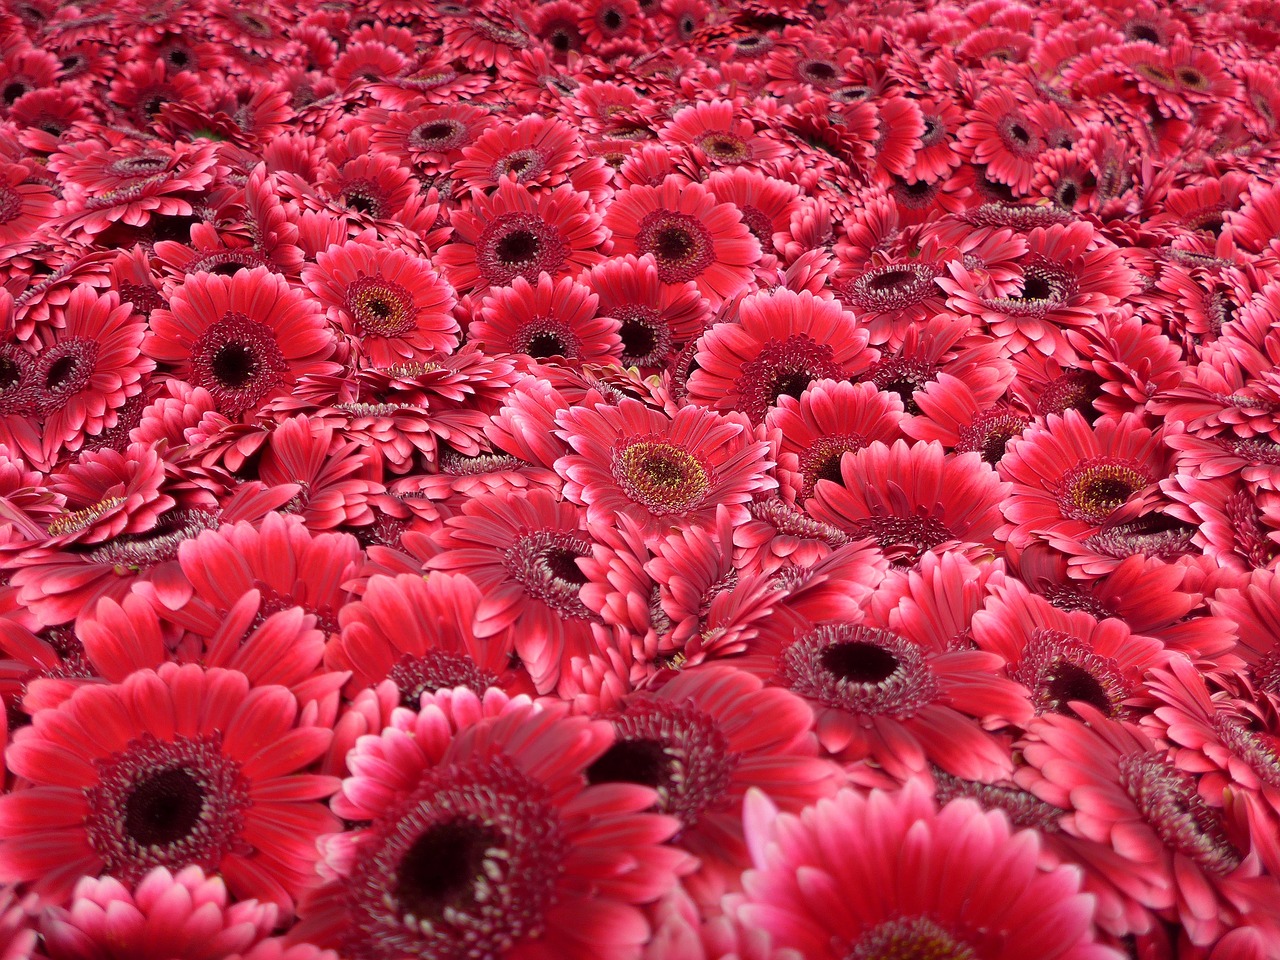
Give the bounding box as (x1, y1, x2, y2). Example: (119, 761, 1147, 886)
(46, 496, 126, 538)
(933, 769, 1063, 831)
(848, 263, 939, 314)
(338, 178, 388, 218)
(345, 275, 417, 338)
(388, 652, 500, 707)
(611, 304, 672, 367)
(866, 356, 937, 413)
(1057, 458, 1152, 525)
(346, 758, 564, 958)
(612, 439, 711, 516)
(502, 530, 594, 620)
(411, 120, 466, 151)
(956, 408, 1028, 464)
(1035, 371, 1101, 417)
(1081, 513, 1197, 561)
(189, 311, 288, 414)
(108, 154, 170, 177)
(588, 698, 738, 829)
(38, 338, 98, 404)
(0, 184, 20, 224)
(698, 132, 749, 162)
(735, 334, 845, 423)
(780, 623, 939, 718)
(1118, 752, 1241, 876)
(636, 210, 715, 284)
(799, 435, 866, 499)
(1011, 629, 1130, 719)
(495, 149, 544, 183)
(478, 213, 568, 288)
(800, 59, 838, 84)
(853, 515, 956, 566)
(85, 733, 250, 886)
(846, 916, 976, 960)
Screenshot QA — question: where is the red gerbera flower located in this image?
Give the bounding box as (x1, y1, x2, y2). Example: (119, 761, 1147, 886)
(365, 102, 492, 175)
(146, 267, 339, 418)
(554, 398, 776, 538)
(302, 239, 458, 367)
(0, 663, 338, 910)
(579, 254, 710, 371)
(958, 87, 1047, 195)
(36, 443, 175, 548)
(658, 99, 787, 169)
(1018, 707, 1274, 946)
(471, 273, 620, 364)
(435, 178, 607, 295)
(737, 781, 1118, 960)
(0, 162, 55, 246)
(330, 570, 531, 702)
(766, 378, 904, 502)
(453, 113, 598, 197)
(588, 664, 840, 898)
(602, 175, 761, 308)
(808, 439, 1011, 568)
(998, 410, 1170, 556)
(49, 139, 219, 239)
(38, 866, 313, 960)
(426, 488, 599, 693)
(685, 288, 877, 423)
(30, 284, 153, 467)
(297, 688, 691, 959)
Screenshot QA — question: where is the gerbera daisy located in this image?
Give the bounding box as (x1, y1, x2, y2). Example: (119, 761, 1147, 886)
(958, 88, 1047, 195)
(658, 99, 787, 169)
(435, 179, 607, 295)
(589, 664, 839, 895)
(426, 489, 599, 693)
(49, 139, 219, 239)
(766, 379, 904, 501)
(145, 267, 339, 418)
(470, 273, 620, 364)
(38, 443, 175, 548)
(38, 866, 323, 960)
(31, 284, 153, 466)
(998, 410, 1170, 555)
(602, 175, 761, 308)
(737, 781, 1118, 960)
(330, 571, 530, 702)
(685, 288, 876, 424)
(0, 162, 55, 246)
(296, 689, 690, 959)
(579, 254, 710, 371)
(365, 102, 492, 175)
(703, 167, 801, 261)
(554, 398, 776, 538)
(0, 664, 338, 909)
(807, 439, 1011, 568)
(1018, 707, 1273, 946)
(452, 113, 588, 195)
(905, 373, 1030, 465)
(302, 240, 458, 368)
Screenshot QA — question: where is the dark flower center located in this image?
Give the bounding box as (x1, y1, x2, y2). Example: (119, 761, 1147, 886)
(189, 311, 288, 414)
(821, 640, 899, 683)
(587, 738, 670, 788)
(124, 768, 204, 846)
(636, 210, 715, 284)
(394, 818, 499, 922)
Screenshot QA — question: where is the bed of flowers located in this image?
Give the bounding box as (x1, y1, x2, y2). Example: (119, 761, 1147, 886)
(1, 0, 1280, 957)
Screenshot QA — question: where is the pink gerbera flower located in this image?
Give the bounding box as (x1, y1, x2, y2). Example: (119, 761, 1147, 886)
(470, 273, 620, 364)
(0, 664, 338, 909)
(296, 688, 691, 960)
(766, 378, 904, 501)
(38, 443, 175, 548)
(302, 239, 458, 367)
(1018, 707, 1273, 946)
(808, 439, 1011, 568)
(435, 179, 607, 295)
(602, 175, 761, 308)
(703, 167, 802, 261)
(579, 254, 710, 372)
(588, 664, 840, 897)
(426, 489, 599, 693)
(554, 398, 776, 538)
(658, 99, 787, 169)
(38, 866, 329, 960)
(737, 780, 1119, 960)
(32, 284, 153, 466)
(998, 410, 1170, 556)
(0, 162, 56, 246)
(452, 113, 596, 196)
(330, 571, 530, 702)
(685, 288, 877, 423)
(958, 87, 1047, 195)
(146, 267, 338, 418)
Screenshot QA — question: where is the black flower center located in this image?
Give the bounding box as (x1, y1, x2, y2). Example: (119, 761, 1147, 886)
(394, 819, 499, 922)
(496, 229, 539, 264)
(124, 768, 204, 847)
(821, 641, 900, 684)
(212, 343, 256, 387)
(586, 738, 670, 788)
